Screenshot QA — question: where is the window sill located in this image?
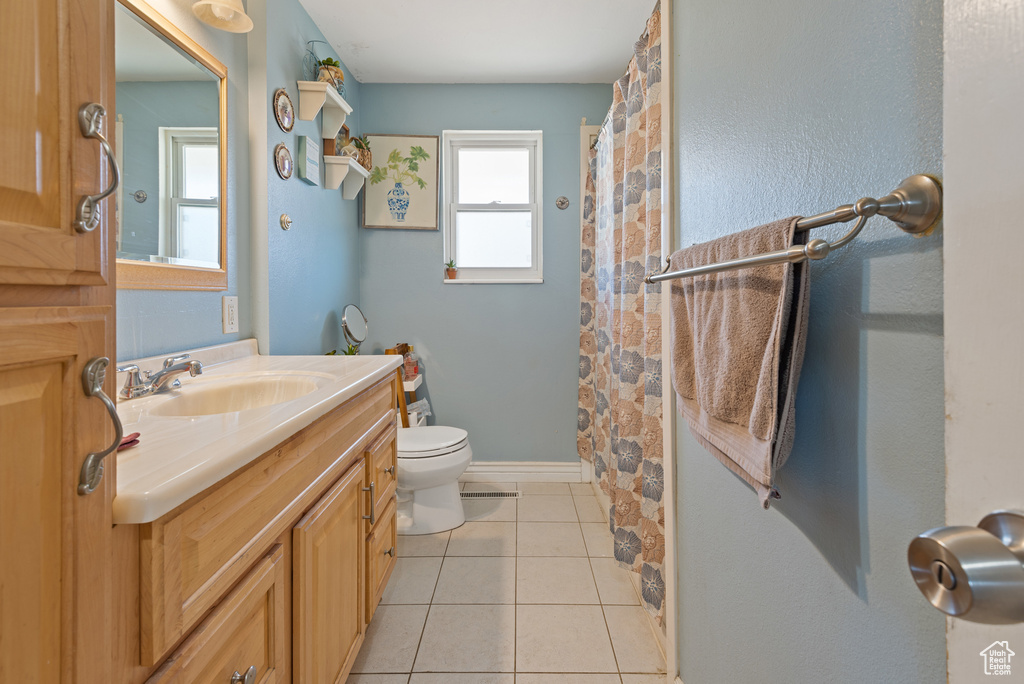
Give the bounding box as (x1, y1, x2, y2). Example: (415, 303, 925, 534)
(443, 278, 544, 284)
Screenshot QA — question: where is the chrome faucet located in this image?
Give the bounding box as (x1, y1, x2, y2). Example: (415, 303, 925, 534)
(117, 354, 203, 399)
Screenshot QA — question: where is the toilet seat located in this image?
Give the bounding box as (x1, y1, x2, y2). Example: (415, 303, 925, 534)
(397, 426, 469, 459)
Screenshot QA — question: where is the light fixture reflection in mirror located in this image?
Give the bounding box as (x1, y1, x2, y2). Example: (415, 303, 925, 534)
(342, 304, 368, 348)
(115, 0, 229, 290)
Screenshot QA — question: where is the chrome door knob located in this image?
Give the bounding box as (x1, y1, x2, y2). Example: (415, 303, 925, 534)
(230, 666, 257, 684)
(908, 510, 1024, 624)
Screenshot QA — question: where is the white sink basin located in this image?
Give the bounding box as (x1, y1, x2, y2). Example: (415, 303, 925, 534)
(147, 372, 330, 417)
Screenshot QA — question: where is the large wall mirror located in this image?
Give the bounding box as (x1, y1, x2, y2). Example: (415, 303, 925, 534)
(115, 0, 228, 290)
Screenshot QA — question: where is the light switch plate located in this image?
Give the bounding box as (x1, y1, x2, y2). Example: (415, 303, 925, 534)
(222, 295, 239, 334)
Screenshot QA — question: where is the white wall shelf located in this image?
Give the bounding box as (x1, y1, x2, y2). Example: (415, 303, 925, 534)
(403, 374, 422, 393)
(341, 160, 370, 200)
(322, 156, 370, 199)
(296, 81, 353, 139)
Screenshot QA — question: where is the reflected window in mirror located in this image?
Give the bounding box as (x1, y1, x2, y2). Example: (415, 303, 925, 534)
(115, 0, 229, 290)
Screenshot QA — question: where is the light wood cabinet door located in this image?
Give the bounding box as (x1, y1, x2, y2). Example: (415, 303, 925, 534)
(0, 0, 114, 286)
(366, 498, 398, 623)
(293, 462, 366, 684)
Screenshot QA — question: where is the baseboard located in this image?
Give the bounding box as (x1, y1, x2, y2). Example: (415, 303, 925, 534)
(460, 460, 587, 483)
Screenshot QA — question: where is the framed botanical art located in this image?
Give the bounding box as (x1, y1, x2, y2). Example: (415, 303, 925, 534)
(362, 134, 439, 230)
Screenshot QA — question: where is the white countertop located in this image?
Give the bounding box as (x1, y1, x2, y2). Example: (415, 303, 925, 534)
(113, 341, 401, 524)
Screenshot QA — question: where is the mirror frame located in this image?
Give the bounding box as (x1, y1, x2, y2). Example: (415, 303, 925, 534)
(115, 0, 229, 291)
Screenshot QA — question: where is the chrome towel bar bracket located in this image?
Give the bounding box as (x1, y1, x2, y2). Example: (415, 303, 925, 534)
(645, 174, 942, 284)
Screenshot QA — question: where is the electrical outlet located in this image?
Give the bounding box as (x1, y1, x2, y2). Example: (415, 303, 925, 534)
(222, 295, 239, 334)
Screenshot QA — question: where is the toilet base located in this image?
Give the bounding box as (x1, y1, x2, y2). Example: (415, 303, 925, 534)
(397, 480, 465, 536)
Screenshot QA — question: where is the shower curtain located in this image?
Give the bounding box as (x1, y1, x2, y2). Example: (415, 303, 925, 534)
(578, 3, 665, 628)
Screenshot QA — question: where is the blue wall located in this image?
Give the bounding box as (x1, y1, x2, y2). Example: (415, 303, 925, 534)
(116, 81, 219, 257)
(261, 0, 363, 355)
(116, 2, 251, 361)
(359, 84, 611, 462)
(672, 0, 946, 681)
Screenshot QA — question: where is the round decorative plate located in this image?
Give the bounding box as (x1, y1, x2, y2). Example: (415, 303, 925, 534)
(273, 88, 295, 132)
(274, 143, 293, 180)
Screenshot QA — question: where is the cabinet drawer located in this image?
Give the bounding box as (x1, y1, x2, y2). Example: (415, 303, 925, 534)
(139, 377, 395, 664)
(365, 420, 397, 533)
(366, 498, 397, 623)
(146, 545, 288, 684)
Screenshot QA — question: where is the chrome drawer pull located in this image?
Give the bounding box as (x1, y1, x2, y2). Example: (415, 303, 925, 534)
(78, 357, 124, 495)
(230, 666, 257, 684)
(384, 546, 395, 557)
(384, 465, 395, 476)
(362, 481, 376, 524)
(75, 103, 121, 233)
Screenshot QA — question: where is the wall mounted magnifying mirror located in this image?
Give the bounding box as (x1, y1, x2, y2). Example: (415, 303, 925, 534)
(342, 304, 368, 346)
(115, 0, 229, 290)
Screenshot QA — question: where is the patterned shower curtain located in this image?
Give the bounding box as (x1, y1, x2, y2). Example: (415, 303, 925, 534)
(578, 4, 665, 629)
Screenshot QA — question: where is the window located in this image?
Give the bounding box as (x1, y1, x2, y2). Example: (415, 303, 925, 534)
(158, 127, 220, 266)
(442, 130, 543, 282)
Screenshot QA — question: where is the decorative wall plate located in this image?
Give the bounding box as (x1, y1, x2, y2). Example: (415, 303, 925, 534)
(273, 88, 295, 132)
(274, 143, 293, 180)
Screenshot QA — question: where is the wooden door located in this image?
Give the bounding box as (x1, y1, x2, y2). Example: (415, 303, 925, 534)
(0, 0, 116, 683)
(292, 462, 366, 684)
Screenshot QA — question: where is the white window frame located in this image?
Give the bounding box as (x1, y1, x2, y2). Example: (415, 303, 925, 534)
(157, 126, 219, 260)
(442, 130, 543, 283)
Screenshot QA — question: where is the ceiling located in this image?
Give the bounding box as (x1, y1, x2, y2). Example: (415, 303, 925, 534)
(297, 0, 658, 84)
(115, 5, 215, 82)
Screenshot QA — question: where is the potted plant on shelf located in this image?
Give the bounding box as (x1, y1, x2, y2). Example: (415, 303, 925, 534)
(352, 135, 372, 171)
(445, 259, 457, 280)
(316, 57, 345, 94)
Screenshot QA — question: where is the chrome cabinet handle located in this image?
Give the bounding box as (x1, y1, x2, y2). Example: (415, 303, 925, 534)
(230, 666, 257, 684)
(384, 465, 395, 476)
(75, 103, 121, 233)
(78, 357, 124, 495)
(384, 546, 395, 557)
(362, 481, 376, 524)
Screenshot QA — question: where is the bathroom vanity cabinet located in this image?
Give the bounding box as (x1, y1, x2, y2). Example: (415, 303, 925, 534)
(115, 372, 399, 684)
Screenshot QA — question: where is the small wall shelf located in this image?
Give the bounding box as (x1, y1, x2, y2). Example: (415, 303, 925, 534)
(322, 156, 370, 199)
(403, 374, 422, 393)
(296, 81, 353, 139)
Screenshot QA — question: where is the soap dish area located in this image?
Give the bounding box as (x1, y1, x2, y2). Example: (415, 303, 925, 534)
(296, 80, 353, 139)
(323, 155, 370, 199)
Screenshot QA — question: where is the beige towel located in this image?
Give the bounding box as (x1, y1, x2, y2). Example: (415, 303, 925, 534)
(669, 217, 809, 508)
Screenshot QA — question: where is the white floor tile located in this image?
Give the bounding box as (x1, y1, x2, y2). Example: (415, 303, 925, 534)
(516, 604, 618, 672)
(620, 676, 667, 684)
(518, 482, 571, 496)
(446, 521, 516, 557)
(573, 495, 606, 523)
(351, 604, 429, 673)
(413, 604, 516, 672)
(348, 676, 410, 684)
(517, 522, 587, 557)
(517, 676, 621, 684)
(517, 495, 578, 522)
(516, 556, 599, 604)
(581, 522, 615, 558)
(397, 531, 450, 557)
(411, 675, 513, 684)
(381, 557, 443, 605)
(604, 606, 666, 674)
(433, 556, 516, 604)
(590, 558, 641, 605)
(462, 497, 517, 522)
(463, 482, 519, 493)
(569, 482, 598, 496)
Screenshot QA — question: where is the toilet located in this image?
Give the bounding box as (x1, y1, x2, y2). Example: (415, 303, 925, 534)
(395, 425, 472, 535)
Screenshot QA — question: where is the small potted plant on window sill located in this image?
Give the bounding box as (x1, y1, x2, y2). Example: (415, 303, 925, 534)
(445, 259, 457, 280)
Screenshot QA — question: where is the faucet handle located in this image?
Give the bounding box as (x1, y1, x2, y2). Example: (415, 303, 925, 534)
(163, 353, 190, 369)
(187, 359, 203, 377)
(116, 364, 148, 399)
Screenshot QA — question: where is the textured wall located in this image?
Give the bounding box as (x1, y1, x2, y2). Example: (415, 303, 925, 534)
(116, 1, 251, 361)
(671, 0, 946, 681)
(260, 0, 363, 355)
(358, 84, 611, 462)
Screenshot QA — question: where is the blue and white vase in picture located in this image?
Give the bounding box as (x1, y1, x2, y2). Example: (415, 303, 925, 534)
(388, 182, 409, 222)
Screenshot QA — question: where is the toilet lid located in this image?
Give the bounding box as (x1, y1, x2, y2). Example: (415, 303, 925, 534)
(398, 426, 469, 459)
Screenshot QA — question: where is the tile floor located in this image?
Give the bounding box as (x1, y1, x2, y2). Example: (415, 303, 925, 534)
(350, 482, 666, 684)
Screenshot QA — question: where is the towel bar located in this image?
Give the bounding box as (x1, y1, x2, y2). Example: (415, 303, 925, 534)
(644, 174, 942, 284)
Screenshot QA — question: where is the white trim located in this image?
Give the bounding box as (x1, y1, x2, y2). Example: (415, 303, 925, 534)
(245, 1, 270, 353)
(441, 130, 543, 282)
(443, 278, 543, 284)
(660, 1, 679, 681)
(460, 460, 584, 483)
